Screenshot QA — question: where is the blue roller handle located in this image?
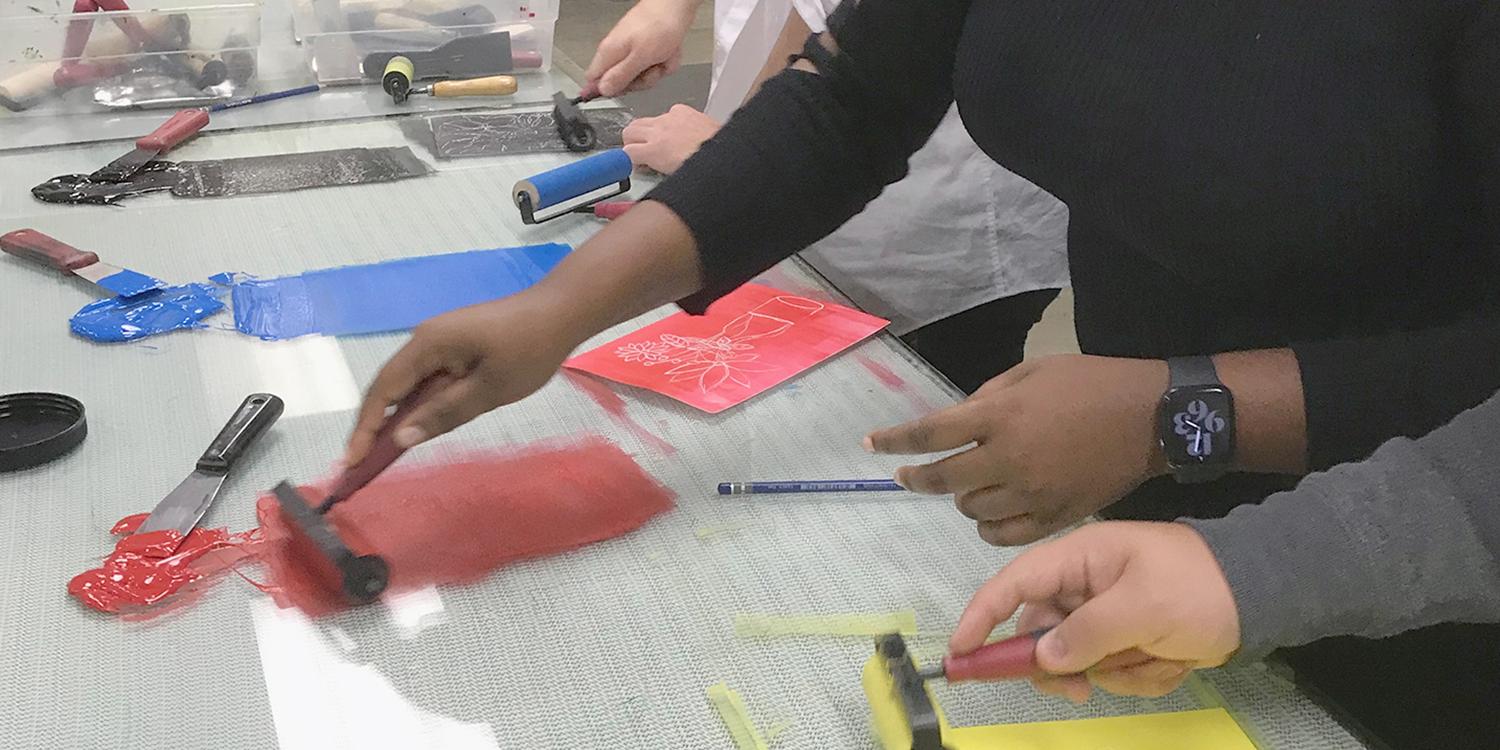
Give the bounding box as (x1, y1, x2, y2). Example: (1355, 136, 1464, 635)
(515, 149, 633, 210)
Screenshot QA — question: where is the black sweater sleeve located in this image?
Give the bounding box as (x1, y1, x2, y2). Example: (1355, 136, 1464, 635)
(646, 0, 971, 313)
(1292, 1, 1500, 469)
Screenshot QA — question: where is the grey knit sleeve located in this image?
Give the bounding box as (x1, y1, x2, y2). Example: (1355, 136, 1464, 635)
(1182, 392, 1500, 658)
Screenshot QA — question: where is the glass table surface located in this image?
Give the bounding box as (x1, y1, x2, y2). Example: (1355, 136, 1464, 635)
(0, 106, 1370, 749)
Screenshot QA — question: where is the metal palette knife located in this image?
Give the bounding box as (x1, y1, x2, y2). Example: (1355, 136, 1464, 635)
(136, 394, 284, 552)
(0, 228, 167, 297)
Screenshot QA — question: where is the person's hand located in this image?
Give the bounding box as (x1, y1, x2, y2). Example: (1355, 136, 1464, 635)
(950, 521, 1241, 701)
(585, 0, 698, 97)
(866, 354, 1168, 546)
(621, 104, 721, 174)
(343, 293, 580, 466)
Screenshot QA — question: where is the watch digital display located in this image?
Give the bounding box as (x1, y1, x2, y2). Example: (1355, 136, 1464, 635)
(1159, 386, 1235, 468)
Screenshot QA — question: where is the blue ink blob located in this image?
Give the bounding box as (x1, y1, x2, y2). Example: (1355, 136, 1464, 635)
(94, 268, 167, 298)
(230, 244, 572, 340)
(70, 283, 226, 342)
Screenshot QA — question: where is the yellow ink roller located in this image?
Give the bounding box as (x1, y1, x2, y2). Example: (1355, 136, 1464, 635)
(863, 634, 1259, 749)
(382, 55, 517, 105)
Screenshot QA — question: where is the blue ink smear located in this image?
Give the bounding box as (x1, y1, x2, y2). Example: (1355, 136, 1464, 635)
(71, 283, 226, 342)
(94, 268, 167, 298)
(230, 244, 572, 340)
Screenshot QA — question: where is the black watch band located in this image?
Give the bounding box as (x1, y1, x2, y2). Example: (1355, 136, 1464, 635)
(1161, 355, 1235, 484)
(1168, 355, 1220, 390)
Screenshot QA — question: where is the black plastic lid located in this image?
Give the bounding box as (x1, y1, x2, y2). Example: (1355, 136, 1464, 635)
(0, 393, 87, 472)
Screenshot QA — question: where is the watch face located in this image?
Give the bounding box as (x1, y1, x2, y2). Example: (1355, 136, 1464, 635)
(1160, 387, 1234, 467)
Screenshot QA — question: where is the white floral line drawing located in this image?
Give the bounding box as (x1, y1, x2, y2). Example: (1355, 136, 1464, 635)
(614, 295, 826, 394)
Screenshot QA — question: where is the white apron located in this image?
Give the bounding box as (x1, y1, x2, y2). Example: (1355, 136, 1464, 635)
(707, 0, 1070, 335)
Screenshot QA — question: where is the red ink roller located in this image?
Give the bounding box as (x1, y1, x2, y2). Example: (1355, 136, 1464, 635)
(267, 374, 450, 604)
(917, 628, 1050, 682)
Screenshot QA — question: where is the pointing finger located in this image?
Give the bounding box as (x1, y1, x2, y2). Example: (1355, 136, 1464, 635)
(867, 402, 986, 455)
(949, 543, 1076, 654)
(345, 338, 434, 466)
(390, 376, 491, 451)
(585, 37, 629, 91)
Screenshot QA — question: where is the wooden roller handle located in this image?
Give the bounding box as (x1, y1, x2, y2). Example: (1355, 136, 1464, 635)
(431, 75, 518, 98)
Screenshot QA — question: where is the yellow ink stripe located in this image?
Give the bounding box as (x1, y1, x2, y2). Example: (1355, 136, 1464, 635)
(706, 682, 770, 750)
(733, 611, 918, 638)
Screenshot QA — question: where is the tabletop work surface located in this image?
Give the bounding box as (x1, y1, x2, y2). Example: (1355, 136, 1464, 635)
(0, 102, 1368, 749)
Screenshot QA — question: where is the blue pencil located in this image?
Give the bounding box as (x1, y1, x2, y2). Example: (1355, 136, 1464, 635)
(717, 480, 904, 495)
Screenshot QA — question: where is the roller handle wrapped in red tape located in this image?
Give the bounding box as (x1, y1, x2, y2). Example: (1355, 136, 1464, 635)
(940, 628, 1050, 682)
(137, 108, 211, 151)
(0, 229, 98, 271)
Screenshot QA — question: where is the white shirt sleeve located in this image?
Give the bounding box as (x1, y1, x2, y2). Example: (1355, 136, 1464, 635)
(790, 0, 840, 33)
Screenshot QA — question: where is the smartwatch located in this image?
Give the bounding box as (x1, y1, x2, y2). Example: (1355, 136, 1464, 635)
(1158, 356, 1235, 484)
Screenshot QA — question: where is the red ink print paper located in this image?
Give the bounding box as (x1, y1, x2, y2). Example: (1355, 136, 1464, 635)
(564, 284, 889, 413)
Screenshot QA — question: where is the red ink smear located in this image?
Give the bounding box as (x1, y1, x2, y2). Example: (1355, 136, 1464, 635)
(856, 354, 939, 414)
(566, 284, 888, 413)
(565, 371, 677, 455)
(256, 437, 675, 617)
(68, 512, 261, 616)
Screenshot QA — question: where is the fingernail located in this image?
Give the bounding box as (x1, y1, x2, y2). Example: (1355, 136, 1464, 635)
(862, 435, 875, 453)
(394, 426, 425, 449)
(1037, 631, 1069, 668)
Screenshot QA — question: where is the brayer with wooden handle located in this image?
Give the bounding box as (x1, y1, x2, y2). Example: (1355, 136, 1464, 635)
(394, 75, 520, 105)
(382, 56, 517, 104)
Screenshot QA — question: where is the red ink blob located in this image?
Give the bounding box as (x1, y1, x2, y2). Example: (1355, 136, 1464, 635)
(68, 512, 261, 616)
(565, 371, 677, 455)
(256, 437, 675, 616)
(857, 354, 939, 414)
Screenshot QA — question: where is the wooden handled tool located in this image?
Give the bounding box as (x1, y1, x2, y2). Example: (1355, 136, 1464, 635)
(0, 14, 184, 111)
(422, 76, 518, 98)
(383, 55, 517, 104)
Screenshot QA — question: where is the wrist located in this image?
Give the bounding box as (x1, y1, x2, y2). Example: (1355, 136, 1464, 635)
(1134, 359, 1172, 482)
(641, 0, 700, 24)
(513, 286, 595, 352)
(1169, 522, 1243, 660)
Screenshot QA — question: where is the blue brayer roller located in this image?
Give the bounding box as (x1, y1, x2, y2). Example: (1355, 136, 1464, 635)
(513, 149, 633, 224)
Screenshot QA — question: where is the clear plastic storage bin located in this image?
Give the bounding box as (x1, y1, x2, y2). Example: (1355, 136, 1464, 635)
(0, 1, 262, 115)
(292, 0, 556, 85)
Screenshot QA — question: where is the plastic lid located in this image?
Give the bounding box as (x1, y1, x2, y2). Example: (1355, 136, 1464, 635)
(0, 392, 87, 472)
